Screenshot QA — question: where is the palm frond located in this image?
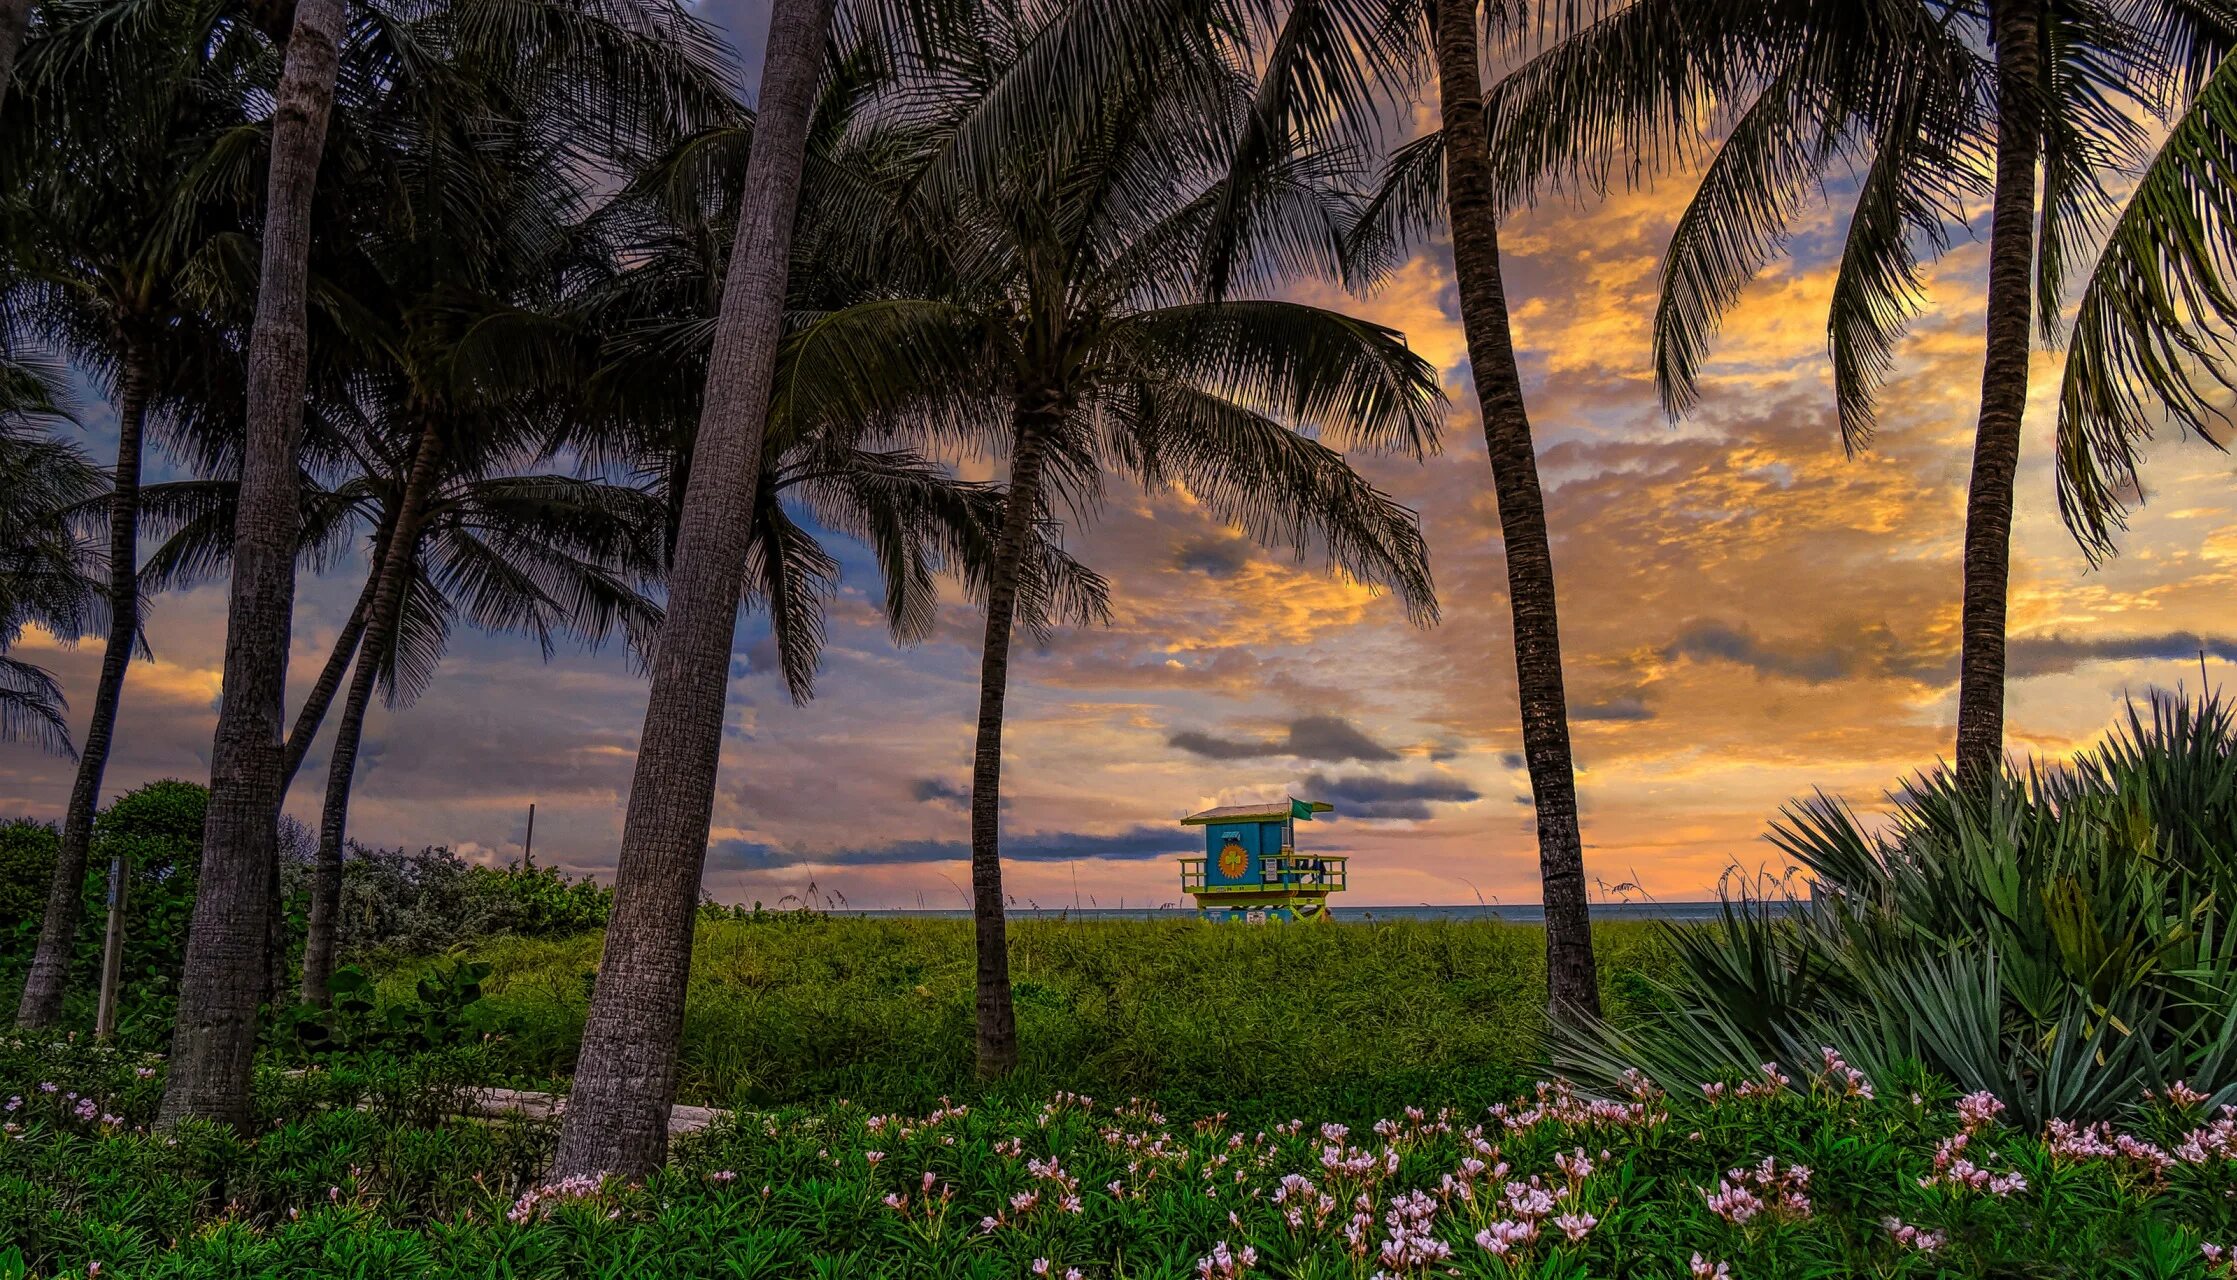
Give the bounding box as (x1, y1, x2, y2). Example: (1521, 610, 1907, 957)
(2055, 51, 2237, 558)
(0, 654, 75, 758)
(1110, 382, 1437, 625)
(1105, 300, 1444, 456)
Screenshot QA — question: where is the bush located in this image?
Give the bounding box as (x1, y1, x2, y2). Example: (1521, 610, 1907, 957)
(329, 845, 610, 966)
(0, 820, 58, 966)
(0, 782, 211, 1036)
(1561, 690, 2237, 1127)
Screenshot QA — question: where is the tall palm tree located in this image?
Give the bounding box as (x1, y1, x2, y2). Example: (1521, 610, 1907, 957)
(806, 0, 1445, 1077)
(0, 355, 104, 757)
(550, 0, 838, 1179)
(1472, 2, 2223, 792)
(2, 0, 259, 1029)
(165, 0, 735, 1126)
(1372, 0, 1602, 1019)
(161, 0, 346, 1126)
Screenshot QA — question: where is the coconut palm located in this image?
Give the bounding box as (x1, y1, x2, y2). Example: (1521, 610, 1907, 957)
(821, 0, 1443, 1079)
(1, 0, 262, 1029)
(1347, 0, 1610, 1018)
(0, 355, 104, 757)
(165, 0, 735, 1126)
(1471, 1, 2226, 792)
(548, 0, 840, 1178)
(162, 0, 347, 1126)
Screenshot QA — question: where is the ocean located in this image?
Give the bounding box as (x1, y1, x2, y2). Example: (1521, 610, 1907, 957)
(837, 901, 1739, 924)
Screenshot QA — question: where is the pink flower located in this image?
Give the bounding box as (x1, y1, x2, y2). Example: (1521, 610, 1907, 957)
(1553, 1211, 1597, 1241)
(1475, 1220, 1537, 1254)
(1689, 1255, 1730, 1279)
(1884, 1218, 1945, 1252)
(1956, 1091, 2005, 1133)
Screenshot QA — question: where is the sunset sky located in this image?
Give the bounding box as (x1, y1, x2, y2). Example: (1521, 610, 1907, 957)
(3, 4, 2233, 909)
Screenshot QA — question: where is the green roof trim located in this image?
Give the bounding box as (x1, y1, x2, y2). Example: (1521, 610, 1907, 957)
(1181, 797, 1333, 825)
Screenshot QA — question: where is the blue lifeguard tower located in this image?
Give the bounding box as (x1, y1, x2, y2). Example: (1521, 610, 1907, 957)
(1177, 796, 1345, 922)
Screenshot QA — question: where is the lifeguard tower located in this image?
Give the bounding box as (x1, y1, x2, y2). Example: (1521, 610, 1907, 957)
(1178, 796, 1345, 922)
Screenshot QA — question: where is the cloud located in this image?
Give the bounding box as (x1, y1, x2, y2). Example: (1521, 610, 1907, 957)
(2006, 632, 2237, 679)
(1660, 622, 1852, 684)
(911, 777, 968, 805)
(1174, 537, 1250, 578)
(1302, 771, 1481, 821)
(711, 823, 1194, 872)
(1573, 695, 1656, 722)
(1167, 714, 1400, 763)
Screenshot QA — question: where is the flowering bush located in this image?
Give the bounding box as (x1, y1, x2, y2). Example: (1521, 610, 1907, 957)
(6, 1042, 2237, 1278)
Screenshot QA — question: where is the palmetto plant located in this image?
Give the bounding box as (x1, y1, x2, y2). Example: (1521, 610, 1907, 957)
(0, 355, 105, 758)
(1474, 1, 2237, 793)
(795, 0, 1444, 1079)
(1556, 690, 2237, 1129)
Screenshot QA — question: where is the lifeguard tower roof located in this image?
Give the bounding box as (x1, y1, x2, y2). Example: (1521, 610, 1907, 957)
(1182, 797, 1332, 825)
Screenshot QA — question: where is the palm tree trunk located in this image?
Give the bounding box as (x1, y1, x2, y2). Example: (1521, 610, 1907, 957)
(1954, 1, 2042, 795)
(550, 0, 835, 1180)
(968, 403, 1055, 1080)
(302, 424, 441, 1005)
(0, 0, 30, 124)
(15, 343, 151, 1029)
(161, 0, 342, 1130)
(1433, 0, 1600, 1021)
(281, 559, 383, 795)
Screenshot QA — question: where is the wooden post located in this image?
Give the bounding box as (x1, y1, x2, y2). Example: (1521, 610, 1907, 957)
(523, 803, 535, 871)
(94, 849, 127, 1039)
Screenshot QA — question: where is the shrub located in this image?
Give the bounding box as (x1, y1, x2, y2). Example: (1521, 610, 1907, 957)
(1560, 690, 2237, 1127)
(0, 820, 58, 970)
(0, 782, 213, 1036)
(328, 845, 611, 967)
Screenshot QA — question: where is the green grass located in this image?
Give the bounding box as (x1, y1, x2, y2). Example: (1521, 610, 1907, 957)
(435, 916, 1677, 1122)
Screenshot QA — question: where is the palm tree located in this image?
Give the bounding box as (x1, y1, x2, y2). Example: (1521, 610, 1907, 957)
(0, 355, 104, 757)
(1473, 2, 2224, 792)
(161, 0, 347, 1126)
(2, 0, 259, 1029)
(550, 0, 840, 1178)
(165, 0, 735, 1126)
(1403, 0, 1601, 1019)
(797, 1, 1445, 1078)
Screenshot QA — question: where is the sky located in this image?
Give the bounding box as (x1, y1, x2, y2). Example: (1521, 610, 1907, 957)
(3, 5, 2235, 909)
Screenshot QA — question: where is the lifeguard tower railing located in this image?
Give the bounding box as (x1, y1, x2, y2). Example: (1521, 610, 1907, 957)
(1179, 853, 1347, 895)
